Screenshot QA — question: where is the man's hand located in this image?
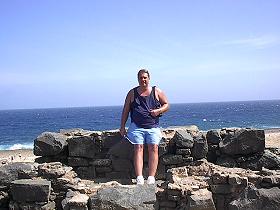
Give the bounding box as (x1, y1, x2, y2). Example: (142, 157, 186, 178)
(119, 127, 126, 137)
(150, 109, 161, 117)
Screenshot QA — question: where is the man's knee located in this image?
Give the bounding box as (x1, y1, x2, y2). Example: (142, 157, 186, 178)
(148, 144, 158, 153)
(134, 144, 144, 152)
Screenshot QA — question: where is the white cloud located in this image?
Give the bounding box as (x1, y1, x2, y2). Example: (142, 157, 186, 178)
(0, 72, 92, 85)
(221, 35, 279, 49)
(192, 60, 280, 75)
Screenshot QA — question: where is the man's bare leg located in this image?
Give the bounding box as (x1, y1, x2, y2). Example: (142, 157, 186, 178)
(148, 144, 159, 176)
(134, 144, 144, 176)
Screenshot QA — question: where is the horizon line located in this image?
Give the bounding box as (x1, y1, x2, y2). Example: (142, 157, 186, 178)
(1, 98, 280, 111)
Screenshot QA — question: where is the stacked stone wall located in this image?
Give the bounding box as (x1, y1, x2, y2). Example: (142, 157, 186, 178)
(1, 126, 280, 209)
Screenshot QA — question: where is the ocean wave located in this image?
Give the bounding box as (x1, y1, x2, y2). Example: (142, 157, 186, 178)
(262, 125, 280, 129)
(0, 143, 34, 150)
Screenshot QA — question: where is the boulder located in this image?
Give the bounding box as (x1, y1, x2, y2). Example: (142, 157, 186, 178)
(172, 130, 194, 148)
(258, 150, 280, 170)
(228, 185, 280, 210)
(206, 130, 222, 144)
(68, 136, 99, 158)
(0, 162, 36, 186)
(219, 129, 265, 156)
(187, 189, 216, 210)
(34, 132, 68, 156)
(192, 133, 208, 160)
(11, 179, 51, 202)
(90, 184, 157, 210)
(238, 150, 280, 171)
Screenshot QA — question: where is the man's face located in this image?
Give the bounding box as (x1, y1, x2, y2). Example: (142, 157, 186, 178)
(138, 73, 150, 87)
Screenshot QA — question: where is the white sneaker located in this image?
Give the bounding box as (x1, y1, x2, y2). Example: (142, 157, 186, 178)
(147, 176, 155, 184)
(136, 176, 144, 185)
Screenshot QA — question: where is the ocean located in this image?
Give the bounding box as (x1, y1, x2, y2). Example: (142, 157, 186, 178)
(0, 100, 279, 150)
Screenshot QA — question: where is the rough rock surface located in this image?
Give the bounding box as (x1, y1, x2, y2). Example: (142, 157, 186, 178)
(11, 179, 51, 202)
(34, 132, 68, 156)
(0, 162, 36, 186)
(1, 126, 280, 210)
(228, 185, 280, 210)
(90, 184, 157, 210)
(219, 128, 265, 155)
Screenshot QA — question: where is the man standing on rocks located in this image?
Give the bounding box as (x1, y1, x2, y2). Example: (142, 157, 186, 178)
(120, 69, 169, 184)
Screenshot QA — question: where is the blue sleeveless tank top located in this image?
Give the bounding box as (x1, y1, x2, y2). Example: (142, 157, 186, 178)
(130, 86, 161, 128)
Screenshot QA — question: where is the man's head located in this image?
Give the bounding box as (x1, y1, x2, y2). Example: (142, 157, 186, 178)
(137, 69, 150, 87)
(137, 69, 150, 79)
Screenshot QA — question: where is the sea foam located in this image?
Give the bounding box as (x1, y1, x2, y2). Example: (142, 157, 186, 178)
(0, 143, 34, 151)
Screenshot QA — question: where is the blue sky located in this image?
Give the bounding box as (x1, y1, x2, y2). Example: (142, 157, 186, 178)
(0, 0, 279, 110)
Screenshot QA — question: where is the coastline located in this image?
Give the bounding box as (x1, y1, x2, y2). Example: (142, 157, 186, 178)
(0, 149, 38, 164)
(264, 128, 280, 148)
(264, 127, 280, 133)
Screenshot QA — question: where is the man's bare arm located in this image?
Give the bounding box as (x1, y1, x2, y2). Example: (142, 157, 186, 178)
(150, 87, 169, 117)
(120, 90, 133, 136)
